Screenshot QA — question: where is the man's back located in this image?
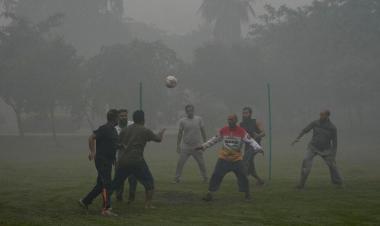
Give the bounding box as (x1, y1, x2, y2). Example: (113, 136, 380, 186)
(119, 124, 160, 166)
(94, 123, 119, 161)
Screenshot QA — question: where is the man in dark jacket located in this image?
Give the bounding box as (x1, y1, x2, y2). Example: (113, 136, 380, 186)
(292, 110, 343, 189)
(240, 107, 265, 185)
(79, 109, 119, 216)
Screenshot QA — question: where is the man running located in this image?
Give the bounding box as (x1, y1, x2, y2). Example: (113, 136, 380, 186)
(114, 109, 137, 203)
(240, 107, 265, 185)
(79, 109, 119, 216)
(111, 110, 166, 209)
(174, 104, 208, 183)
(197, 114, 263, 201)
(292, 110, 343, 189)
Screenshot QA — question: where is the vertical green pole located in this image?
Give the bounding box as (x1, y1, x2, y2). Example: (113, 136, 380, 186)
(139, 82, 143, 110)
(267, 83, 273, 181)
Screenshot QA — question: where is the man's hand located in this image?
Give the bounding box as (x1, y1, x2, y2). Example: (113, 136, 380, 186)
(195, 146, 205, 151)
(88, 151, 96, 161)
(291, 139, 300, 146)
(257, 149, 264, 155)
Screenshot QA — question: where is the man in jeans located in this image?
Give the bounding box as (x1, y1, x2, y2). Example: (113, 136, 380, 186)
(240, 107, 265, 185)
(79, 109, 119, 216)
(111, 110, 166, 209)
(197, 114, 263, 202)
(174, 105, 208, 183)
(292, 110, 343, 189)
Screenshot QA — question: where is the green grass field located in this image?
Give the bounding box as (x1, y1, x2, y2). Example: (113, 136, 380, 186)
(0, 135, 379, 226)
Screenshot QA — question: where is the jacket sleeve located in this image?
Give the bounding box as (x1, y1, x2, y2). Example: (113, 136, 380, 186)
(243, 133, 262, 151)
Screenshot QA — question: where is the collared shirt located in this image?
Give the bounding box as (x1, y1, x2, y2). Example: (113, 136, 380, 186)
(301, 119, 337, 150)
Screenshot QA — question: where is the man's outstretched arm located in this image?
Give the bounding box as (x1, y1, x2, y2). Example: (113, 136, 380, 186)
(292, 121, 315, 145)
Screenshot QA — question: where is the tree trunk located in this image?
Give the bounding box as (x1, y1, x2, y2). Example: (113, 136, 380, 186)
(14, 108, 24, 137)
(49, 106, 59, 146)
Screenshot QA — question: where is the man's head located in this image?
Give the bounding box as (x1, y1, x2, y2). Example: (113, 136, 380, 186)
(242, 107, 252, 121)
(227, 114, 238, 128)
(118, 109, 129, 128)
(133, 110, 145, 125)
(107, 109, 119, 126)
(185, 104, 195, 118)
(319, 110, 331, 122)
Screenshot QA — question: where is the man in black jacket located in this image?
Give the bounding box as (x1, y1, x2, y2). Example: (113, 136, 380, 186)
(79, 109, 119, 216)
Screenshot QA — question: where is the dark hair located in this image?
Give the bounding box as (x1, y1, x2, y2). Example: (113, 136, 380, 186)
(118, 109, 128, 114)
(325, 110, 331, 116)
(107, 109, 119, 122)
(243, 107, 252, 114)
(133, 110, 145, 124)
(185, 104, 194, 111)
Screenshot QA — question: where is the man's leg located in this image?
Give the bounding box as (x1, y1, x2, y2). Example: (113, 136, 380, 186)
(232, 160, 251, 200)
(204, 159, 230, 201)
(133, 161, 155, 209)
(127, 175, 138, 203)
(322, 153, 343, 186)
(244, 147, 264, 185)
(298, 146, 317, 188)
(81, 159, 112, 210)
(81, 173, 103, 207)
(174, 151, 190, 183)
(192, 151, 208, 182)
(114, 161, 126, 201)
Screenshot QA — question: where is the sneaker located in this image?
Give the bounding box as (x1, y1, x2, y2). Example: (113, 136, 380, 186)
(244, 193, 252, 202)
(127, 193, 135, 205)
(202, 193, 213, 202)
(256, 179, 265, 186)
(78, 199, 88, 210)
(172, 178, 180, 184)
(101, 209, 118, 217)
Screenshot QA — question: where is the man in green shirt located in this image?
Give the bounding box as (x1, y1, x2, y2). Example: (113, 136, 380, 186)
(111, 110, 166, 209)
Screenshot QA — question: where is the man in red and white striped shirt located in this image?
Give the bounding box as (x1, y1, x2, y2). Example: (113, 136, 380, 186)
(197, 114, 263, 201)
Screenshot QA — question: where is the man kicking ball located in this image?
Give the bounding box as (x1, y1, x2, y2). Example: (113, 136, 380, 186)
(197, 114, 263, 201)
(292, 110, 343, 189)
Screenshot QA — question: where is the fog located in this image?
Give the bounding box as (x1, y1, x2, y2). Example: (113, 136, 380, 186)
(1, 1, 380, 225)
(0, 0, 379, 147)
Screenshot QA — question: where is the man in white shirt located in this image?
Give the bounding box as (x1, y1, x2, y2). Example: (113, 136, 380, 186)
(174, 105, 208, 183)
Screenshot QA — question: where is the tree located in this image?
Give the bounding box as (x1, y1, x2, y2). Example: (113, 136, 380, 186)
(199, 0, 255, 44)
(0, 15, 82, 140)
(84, 40, 184, 127)
(5, 0, 130, 56)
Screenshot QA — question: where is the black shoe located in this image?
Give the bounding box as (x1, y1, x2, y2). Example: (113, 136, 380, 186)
(244, 193, 252, 201)
(78, 199, 89, 210)
(295, 184, 305, 190)
(127, 193, 135, 204)
(202, 193, 213, 202)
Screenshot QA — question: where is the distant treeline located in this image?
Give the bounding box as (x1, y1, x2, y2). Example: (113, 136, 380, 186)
(0, 0, 379, 140)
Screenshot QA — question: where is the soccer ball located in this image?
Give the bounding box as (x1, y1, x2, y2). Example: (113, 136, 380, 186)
(165, 75, 178, 88)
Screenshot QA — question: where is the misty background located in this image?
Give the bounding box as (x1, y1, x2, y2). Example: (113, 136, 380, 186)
(0, 0, 379, 146)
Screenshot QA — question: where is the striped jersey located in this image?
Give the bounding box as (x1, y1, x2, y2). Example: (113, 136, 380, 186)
(202, 125, 262, 161)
